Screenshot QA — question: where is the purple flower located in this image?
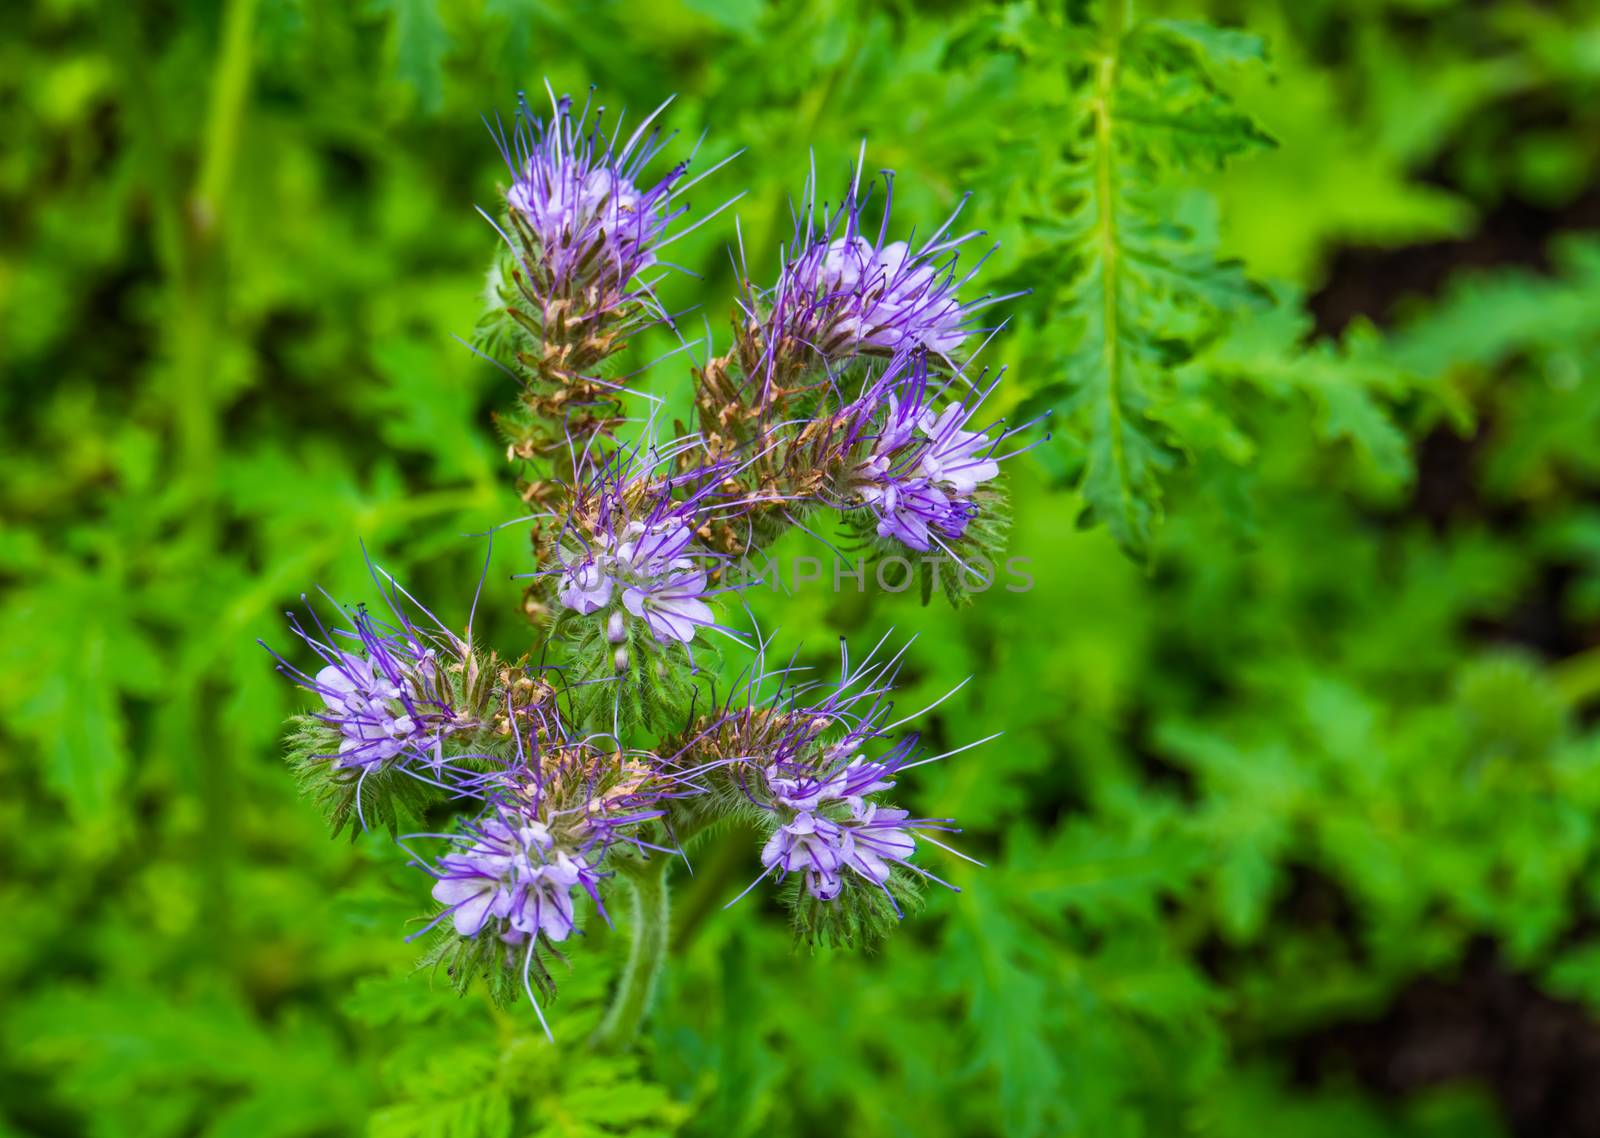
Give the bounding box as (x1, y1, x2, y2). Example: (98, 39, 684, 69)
(814, 235, 968, 355)
(407, 730, 673, 1039)
(714, 636, 982, 912)
(848, 352, 1014, 553)
(760, 793, 921, 902)
(819, 753, 898, 804)
(759, 752, 927, 902)
(418, 736, 670, 946)
(762, 812, 850, 899)
(429, 812, 598, 942)
(315, 651, 417, 764)
(616, 523, 715, 644)
(556, 516, 717, 645)
(621, 565, 713, 644)
(858, 477, 974, 551)
(558, 559, 613, 615)
(744, 153, 1001, 380)
(269, 598, 463, 772)
(918, 402, 1002, 493)
(547, 447, 734, 647)
(491, 86, 688, 304)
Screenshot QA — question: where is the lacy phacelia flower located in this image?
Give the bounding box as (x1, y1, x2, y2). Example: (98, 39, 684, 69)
(814, 235, 967, 355)
(754, 735, 963, 908)
(270, 600, 462, 771)
(616, 522, 716, 643)
(557, 516, 715, 644)
(851, 353, 1009, 552)
(745, 155, 996, 378)
(858, 477, 977, 552)
(762, 763, 920, 900)
(493, 86, 687, 304)
(408, 728, 671, 1039)
(419, 731, 667, 944)
(430, 811, 599, 942)
(558, 559, 613, 615)
(702, 636, 978, 912)
(316, 651, 423, 766)
(548, 448, 731, 646)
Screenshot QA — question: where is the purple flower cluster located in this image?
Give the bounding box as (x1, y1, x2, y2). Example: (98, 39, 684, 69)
(492, 86, 688, 305)
(817, 236, 968, 356)
(404, 712, 669, 1037)
(431, 810, 602, 943)
(706, 157, 1035, 561)
(715, 636, 979, 914)
(547, 446, 736, 647)
(270, 599, 463, 772)
(744, 155, 1001, 380)
(422, 743, 666, 944)
(850, 352, 1016, 553)
(270, 97, 1031, 1041)
(761, 754, 922, 901)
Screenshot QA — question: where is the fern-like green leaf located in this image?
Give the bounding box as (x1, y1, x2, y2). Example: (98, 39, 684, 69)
(1024, 3, 1273, 557)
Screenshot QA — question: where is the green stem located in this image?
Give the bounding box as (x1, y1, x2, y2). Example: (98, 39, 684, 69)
(1090, 0, 1134, 537)
(592, 858, 672, 1050)
(672, 824, 749, 952)
(187, 0, 257, 965)
(105, 0, 258, 963)
(178, 0, 256, 531)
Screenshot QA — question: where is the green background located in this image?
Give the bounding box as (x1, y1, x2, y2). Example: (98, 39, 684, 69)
(8, 0, 1600, 1134)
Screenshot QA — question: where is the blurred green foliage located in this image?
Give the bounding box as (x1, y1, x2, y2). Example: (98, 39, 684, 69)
(7, 0, 1600, 1134)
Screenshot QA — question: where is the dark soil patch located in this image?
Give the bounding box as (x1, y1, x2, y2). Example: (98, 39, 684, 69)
(1293, 941, 1600, 1138)
(1310, 186, 1600, 338)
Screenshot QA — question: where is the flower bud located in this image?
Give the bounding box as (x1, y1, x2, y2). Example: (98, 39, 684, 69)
(613, 646, 630, 674)
(606, 609, 627, 644)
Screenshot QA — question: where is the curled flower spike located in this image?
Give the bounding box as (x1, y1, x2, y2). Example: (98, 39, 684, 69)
(540, 440, 744, 648)
(741, 147, 1008, 390)
(267, 592, 468, 773)
(849, 350, 1038, 554)
(405, 695, 674, 1038)
(418, 797, 604, 1042)
(481, 88, 739, 466)
(697, 633, 985, 925)
(491, 85, 688, 308)
(264, 572, 506, 840)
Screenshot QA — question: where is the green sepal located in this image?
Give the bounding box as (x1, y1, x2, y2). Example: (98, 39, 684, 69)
(556, 609, 706, 737)
(283, 714, 439, 841)
(417, 926, 563, 1011)
(784, 867, 926, 952)
(840, 480, 1014, 608)
(473, 238, 528, 370)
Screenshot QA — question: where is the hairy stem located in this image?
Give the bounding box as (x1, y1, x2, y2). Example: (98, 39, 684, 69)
(592, 857, 672, 1049)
